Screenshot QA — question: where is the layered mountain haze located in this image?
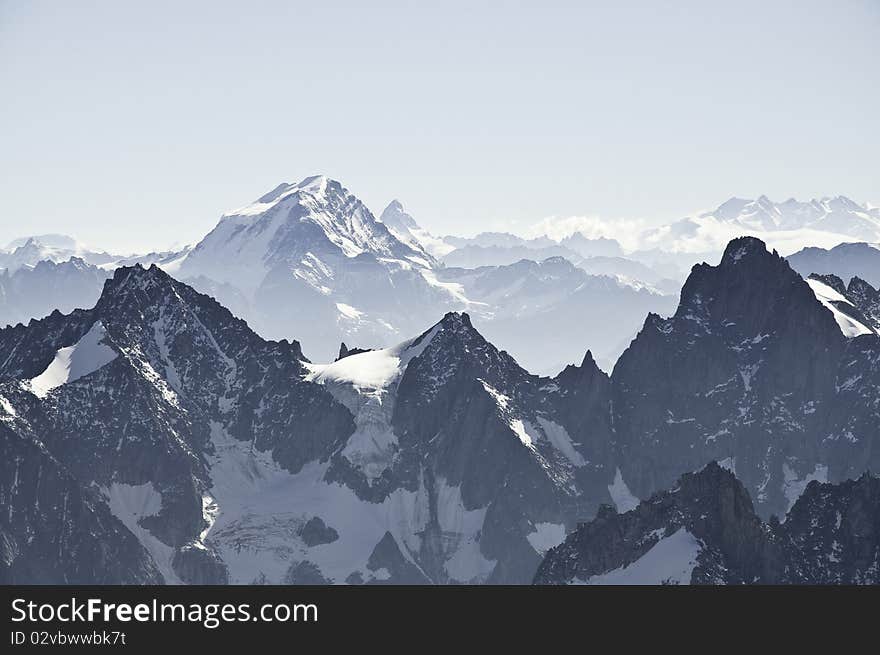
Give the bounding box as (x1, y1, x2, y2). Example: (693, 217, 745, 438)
(634, 195, 880, 273)
(6, 185, 875, 376)
(166, 175, 679, 373)
(178, 176, 465, 362)
(0, 258, 111, 329)
(529, 194, 880, 279)
(0, 176, 682, 373)
(436, 257, 676, 373)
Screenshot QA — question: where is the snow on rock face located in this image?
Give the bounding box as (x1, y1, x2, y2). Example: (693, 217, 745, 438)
(304, 326, 440, 480)
(783, 462, 829, 514)
(0, 395, 17, 420)
(574, 528, 702, 585)
(536, 417, 587, 467)
(29, 321, 117, 398)
(205, 422, 498, 584)
(527, 522, 567, 555)
(807, 278, 874, 337)
(607, 468, 640, 513)
(480, 380, 587, 467)
(434, 479, 496, 583)
(335, 303, 364, 320)
(102, 482, 180, 584)
(307, 325, 440, 392)
(227, 175, 330, 217)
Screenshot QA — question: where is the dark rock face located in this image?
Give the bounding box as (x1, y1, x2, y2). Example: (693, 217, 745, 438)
(0, 265, 617, 585)
(365, 532, 431, 585)
(320, 312, 618, 584)
(336, 343, 372, 360)
(534, 463, 880, 585)
(172, 545, 229, 585)
(0, 264, 355, 583)
(299, 517, 339, 547)
(0, 422, 163, 584)
(284, 561, 332, 585)
(807, 273, 878, 333)
(779, 474, 880, 583)
(610, 237, 879, 518)
(845, 277, 880, 331)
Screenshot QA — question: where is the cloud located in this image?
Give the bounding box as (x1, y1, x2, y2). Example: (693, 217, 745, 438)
(525, 215, 650, 251)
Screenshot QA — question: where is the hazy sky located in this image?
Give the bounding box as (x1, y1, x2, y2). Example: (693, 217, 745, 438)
(1, 1, 878, 252)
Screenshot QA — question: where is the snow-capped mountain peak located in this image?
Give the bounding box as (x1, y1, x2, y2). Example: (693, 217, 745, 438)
(181, 175, 429, 293)
(218, 174, 412, 261)
(174, 176, 468, 360)
(0, 234, 118, 272)
(232, 174, 332, 216)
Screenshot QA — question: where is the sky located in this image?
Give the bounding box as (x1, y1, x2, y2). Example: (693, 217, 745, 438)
(1, 0, 878, 252)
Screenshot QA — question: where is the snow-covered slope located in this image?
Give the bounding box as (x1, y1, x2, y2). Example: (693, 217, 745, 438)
(806, 277, 875, 337)
(29, 321, 118, 397)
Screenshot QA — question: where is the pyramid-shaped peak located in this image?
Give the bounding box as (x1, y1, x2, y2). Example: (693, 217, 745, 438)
(379, 199, 419, 231)
(437, 311, 474, 331)
(554, 349, 608, 387)
(848, 276, 879, 296)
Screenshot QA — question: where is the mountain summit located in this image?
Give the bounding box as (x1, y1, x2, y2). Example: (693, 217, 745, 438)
(611, 236, 880, 517)
(182, 175, 429, 293)
(178, 176, 463, 359)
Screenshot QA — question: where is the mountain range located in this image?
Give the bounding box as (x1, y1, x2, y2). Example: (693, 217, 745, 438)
(1, 176, 683, 374)
(634, 195, 880, 263)
(2, 232, 879, 584)
(4, 182, 877, 374)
